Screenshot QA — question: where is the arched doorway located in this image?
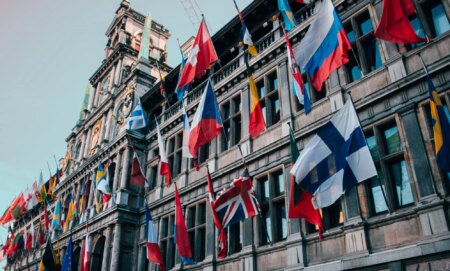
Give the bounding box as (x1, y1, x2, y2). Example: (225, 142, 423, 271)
(73, 246, 81, 271)
(90, 236, 105, 271)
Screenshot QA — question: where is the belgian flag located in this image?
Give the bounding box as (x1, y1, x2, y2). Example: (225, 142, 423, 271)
(244, 51, 265, 138)
(38, 238, 57, 271)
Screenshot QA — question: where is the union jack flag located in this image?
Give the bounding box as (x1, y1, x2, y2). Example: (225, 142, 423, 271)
(213, 168, 260, 228)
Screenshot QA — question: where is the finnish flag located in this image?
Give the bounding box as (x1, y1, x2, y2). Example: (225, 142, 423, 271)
(291, 100, 377, 209)
(128, 100, 148, 130)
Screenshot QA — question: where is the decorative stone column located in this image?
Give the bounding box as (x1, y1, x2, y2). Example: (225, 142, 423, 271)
(110, 223, 122, 271)
(87, 84, 97, 112)
(103, 110, 112, 144)
(101, 226, 113, 271)
(117, 146, 132, 205)
(240, 85, 251, 156)
(83, 128, 92, 159)
(114, 59, 123, 86)
(278, 58, 293, 139)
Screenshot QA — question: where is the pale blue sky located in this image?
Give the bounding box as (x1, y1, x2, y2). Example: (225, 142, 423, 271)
(0, 0, 252, 260)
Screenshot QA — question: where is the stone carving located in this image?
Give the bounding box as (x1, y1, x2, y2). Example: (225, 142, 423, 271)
(114, 84, 135, 125)
(62, 143, 72, 173)
(89, 119, 103, 155)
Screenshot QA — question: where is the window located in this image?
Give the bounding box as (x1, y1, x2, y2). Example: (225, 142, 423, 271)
(168, 133, 183, 177)
(227, 222, 242, 255)
(160, 214, 176, 269)
(294, 74, 326, 112)
(256, 71, 280, 127)
(421, 91, 450, 189)
(221, 95, 242, 152)
(186, 202, 206, 262)
(344, 11, 382, 83)
(365, 121, 415, 215)
(257, 170, 287, 245)
(414, 0, 450, 38)
(147, 165, 158, 190)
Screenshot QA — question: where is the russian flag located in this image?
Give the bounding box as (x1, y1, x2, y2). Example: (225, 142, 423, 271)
(294, 0, 351, 91)
(188, 79, 223, 159)
(156, 120, 172, 186)
(146, 207, 165, 270)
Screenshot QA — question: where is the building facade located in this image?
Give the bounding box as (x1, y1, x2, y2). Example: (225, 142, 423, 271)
(5, 0, 450, 270)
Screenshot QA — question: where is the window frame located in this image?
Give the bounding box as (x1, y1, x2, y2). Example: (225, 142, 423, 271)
(255, 168, 288, 246)
(256, 69, 281, 128)
(167, 132, 183, 177)
(363, 116, 416, 215)
(185, 201, 207, 262)
(220, 94, 242, 152)
(160, 213, 176, 269)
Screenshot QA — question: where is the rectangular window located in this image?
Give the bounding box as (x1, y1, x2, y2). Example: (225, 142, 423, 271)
(365, 120, 415, 214)
(256, 71, 281, 127)
(186, 202, 206, 262)
(257, 170, 287, 245)
(227, 222, 243, 255)
(344, 10, 382, 83)
(148, 165, 158, 190)
(221, 95, 242, 152)
(167, 132, 183, 177)
(160, 214, 176, 269)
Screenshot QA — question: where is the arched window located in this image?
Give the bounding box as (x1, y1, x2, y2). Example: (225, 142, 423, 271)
(90, 236, 105, 270)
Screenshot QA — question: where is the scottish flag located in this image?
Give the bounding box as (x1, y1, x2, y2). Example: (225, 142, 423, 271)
(291, 100, 377, 209)
(128, 100, 148, 130)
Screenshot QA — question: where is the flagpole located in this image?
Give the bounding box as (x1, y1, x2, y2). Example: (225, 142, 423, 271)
(346, 92, 392, 214)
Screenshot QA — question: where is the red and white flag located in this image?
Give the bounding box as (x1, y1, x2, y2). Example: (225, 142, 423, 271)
(130, 153, 149, 188)
(156, 120, 172, 186)
(176, 19, 218, 90)
(146, 206, 165, 270)
(81, 233, 91, 271)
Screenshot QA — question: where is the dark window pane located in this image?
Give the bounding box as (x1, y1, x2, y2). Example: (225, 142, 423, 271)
(363, 38, 382, 71)
(268, 73, 278, 92)
(270, 94, 280, 125)
(274, 172, 284, 197)
(187, 206, 196, 228)
(198, 228, 206, 261)
(369, 170, 388, 213)
(314, 87, 326, 102)
(383, 125, 401, 154)
(346, 53, 362, 83)
(169, 138, 175, 153)
(198, 204, 206, 224)
(391, 160, 414, 207)
(358, 13, 373, 36)
(275, 202, 287, 241)
(366, 135, 380, 162)
(228, 223, 242, 254)
(161, 218, 168, 238)
(222, 102, 230, 120)
(222, 121, 231, 152)
(431, 3, 450, 36)
(409, 15, 426, 49)
(261, 101, 267, 124)
(259, 177, 270, 202)
(261, 208, 272, 245)
(175, 152, 182, 175)
(233, 96, 241, 114)
(257, 81, 266, 98)
(234, 116, 242, 145)
(346, 29, 356, 43)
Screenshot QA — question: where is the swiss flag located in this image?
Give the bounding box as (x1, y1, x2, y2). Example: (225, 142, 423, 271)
(375, 0, 428, 44)
(176, 19, 218, 90)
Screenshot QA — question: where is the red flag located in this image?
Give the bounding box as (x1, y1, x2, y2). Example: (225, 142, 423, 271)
(374, 0, 428, 44)
(176, 19, 218, 90)
(25, 231, 32, 251)
(0, 194, 27, 226)
(206, 168, 227, 259)
(130, 153, 147, 187)
(43, 203, 50, 232)
(38, 219, 45, 246)
(156, 121, 172, 186)
(174, 186, 194, 263)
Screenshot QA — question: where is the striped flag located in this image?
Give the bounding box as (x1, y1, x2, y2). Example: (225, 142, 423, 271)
(278, 0, 297, 32)
(244, 52, 265, 138)
(146, 206, 165, 270)
(128, 100, 148, 130)
(95, 163, 112, 201)
(156, 120, 172, 186)
(233, 0, 258, 56)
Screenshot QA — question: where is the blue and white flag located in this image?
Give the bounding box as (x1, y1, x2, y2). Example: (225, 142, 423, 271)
(291, 100, 377, 209)
(128, 100, 147, 130)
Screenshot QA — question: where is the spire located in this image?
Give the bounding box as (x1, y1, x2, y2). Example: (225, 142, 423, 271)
(138, 12, 152, 60)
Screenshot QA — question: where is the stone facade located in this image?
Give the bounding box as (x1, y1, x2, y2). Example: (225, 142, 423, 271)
(5, 0, 450, 271)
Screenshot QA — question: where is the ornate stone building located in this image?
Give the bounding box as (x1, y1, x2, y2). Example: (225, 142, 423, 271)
(5, 0, 450, 270)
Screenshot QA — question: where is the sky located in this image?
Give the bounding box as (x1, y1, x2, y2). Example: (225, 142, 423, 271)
(0, 0, 252, 263)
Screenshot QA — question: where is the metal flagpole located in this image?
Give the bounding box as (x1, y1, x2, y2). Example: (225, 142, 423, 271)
(346, 92, 392, 214)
